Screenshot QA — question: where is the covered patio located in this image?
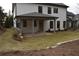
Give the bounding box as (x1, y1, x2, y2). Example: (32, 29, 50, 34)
(15, 12, 58, 34)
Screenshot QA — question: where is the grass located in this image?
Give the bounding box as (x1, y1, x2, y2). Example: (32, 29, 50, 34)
(0, 28, 79, 51)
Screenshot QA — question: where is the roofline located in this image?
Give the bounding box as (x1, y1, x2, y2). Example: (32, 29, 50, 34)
(34, 3, 69, 8)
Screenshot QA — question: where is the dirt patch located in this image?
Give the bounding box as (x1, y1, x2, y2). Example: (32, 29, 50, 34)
(0, 39, 79, 56)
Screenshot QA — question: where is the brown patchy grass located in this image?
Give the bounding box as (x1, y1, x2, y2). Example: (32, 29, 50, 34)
(0, 28, 79, 52)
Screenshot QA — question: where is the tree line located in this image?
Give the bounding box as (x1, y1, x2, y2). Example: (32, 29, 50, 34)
(0, 6, 13, 30)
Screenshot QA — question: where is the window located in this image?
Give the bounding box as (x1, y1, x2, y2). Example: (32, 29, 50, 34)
(63, 21, 66, 28)
(54, 8, 58, 13)
(48, 7, 51, 14)
(57, 21, 60, 28)
(50, 21, 53, 28)
(22, 19, 27, 27)
(34, 20, 37, 27)
(38, 6, 42, 13)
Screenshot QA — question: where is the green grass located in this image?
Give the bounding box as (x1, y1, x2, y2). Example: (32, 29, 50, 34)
(0, 28, 79, 51)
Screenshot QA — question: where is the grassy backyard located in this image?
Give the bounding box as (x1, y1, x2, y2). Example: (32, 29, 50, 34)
(0, 28, 79, 51)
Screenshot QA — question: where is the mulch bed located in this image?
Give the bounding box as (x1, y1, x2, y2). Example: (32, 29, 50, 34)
(0, 39, 79, 56)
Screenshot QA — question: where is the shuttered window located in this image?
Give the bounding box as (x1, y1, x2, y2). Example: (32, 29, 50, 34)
(48, 7, 51, 14)
(54, 8, 58, 13)
(38, 6, 42, 13)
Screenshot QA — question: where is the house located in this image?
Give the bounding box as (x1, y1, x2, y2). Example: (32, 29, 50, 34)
(67, 11, 75, 29)
(73, 14, 79, 29)
(12, 3, 68, 34)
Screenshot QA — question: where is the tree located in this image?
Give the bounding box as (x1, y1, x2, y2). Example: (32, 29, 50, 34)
(0, 7, 6, 25)
(5, 15, 13, 28)
(0, 6, 6, 30)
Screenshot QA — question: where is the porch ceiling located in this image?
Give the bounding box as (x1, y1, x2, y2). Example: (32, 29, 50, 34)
(16, 12, 58, 20)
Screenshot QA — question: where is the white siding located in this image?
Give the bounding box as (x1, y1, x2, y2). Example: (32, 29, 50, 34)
(16, 3, 38, 15)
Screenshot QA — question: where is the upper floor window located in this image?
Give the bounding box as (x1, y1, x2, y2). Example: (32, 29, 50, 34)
(48, 7, 51, 14)
(38, 6, 42, 13)
(53, 8, 58, 13)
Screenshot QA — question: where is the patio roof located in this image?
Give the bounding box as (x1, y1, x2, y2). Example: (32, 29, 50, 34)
(16, 12, 58, 20)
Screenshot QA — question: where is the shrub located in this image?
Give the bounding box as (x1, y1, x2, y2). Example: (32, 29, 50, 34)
(13, 33, 23, 42)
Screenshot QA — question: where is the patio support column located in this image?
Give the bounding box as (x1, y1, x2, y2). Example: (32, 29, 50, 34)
(20, 19, 23, 34)
(13, 18, 17, 28)
(32, 19, 35, 34)
(54, 19, 56, 32)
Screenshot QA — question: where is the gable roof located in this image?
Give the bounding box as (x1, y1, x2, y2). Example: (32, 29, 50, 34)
(71, 14, 79, 21)
(67, 11, 75, 16)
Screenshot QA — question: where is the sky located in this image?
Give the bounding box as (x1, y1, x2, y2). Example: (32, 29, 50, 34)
(0, 0, 79, 14)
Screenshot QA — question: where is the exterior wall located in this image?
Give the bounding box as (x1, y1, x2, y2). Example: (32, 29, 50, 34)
(13, 3, 67, 33)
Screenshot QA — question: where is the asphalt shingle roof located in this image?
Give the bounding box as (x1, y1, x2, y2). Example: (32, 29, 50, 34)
(17, 12, 58, 18)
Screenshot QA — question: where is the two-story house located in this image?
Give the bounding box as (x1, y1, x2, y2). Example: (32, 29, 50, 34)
(67, 11, 75, 29)
(73, 14, 79, 29)
(12, 3, 68, 34)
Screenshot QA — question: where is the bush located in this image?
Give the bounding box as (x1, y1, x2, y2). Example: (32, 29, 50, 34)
(13, 33, 23, 42)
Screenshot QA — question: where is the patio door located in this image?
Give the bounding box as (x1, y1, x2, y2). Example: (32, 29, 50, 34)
(57, 21, 60, 30)
(50, 21, 53, 29)
(39, 20, 44, 32)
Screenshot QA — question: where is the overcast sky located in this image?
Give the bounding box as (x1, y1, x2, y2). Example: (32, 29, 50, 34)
(0, 0, 79, 14)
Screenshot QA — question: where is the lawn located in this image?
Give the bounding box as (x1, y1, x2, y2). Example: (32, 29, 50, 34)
(0, 28, 79, 51)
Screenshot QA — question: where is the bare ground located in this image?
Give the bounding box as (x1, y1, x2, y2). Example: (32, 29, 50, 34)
(0, 39, 79, 56)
